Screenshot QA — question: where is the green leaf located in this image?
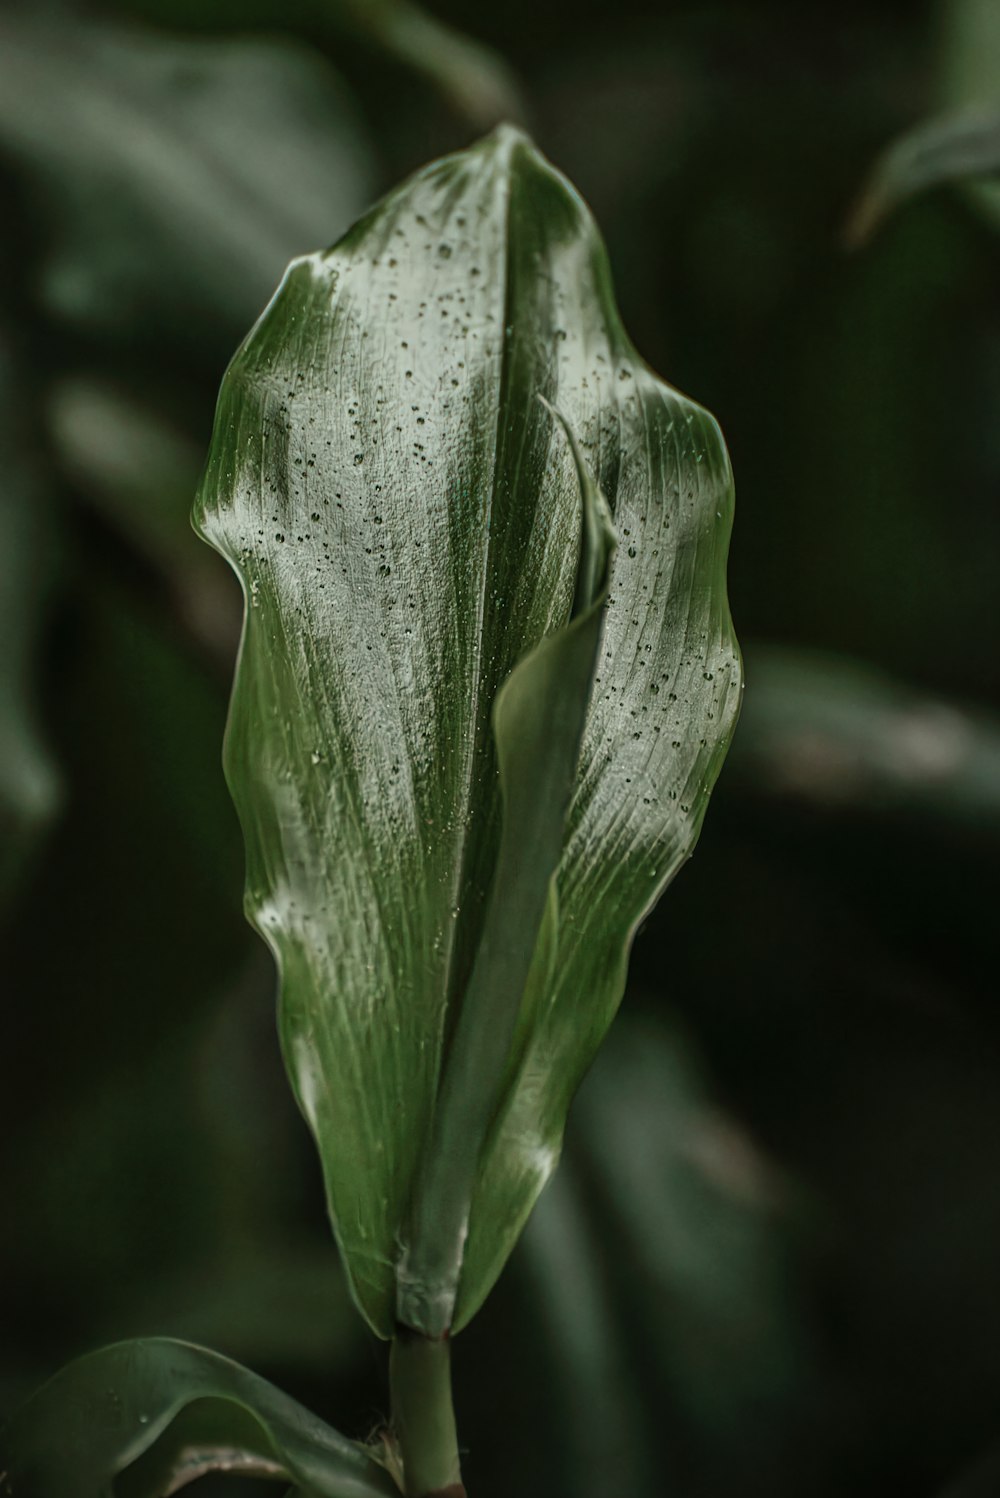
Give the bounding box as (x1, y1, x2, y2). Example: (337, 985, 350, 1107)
(47, 375, 240, 665)
(940, 0, 1000, 131)
(111, 0, 524, 130)
(731, 646, 1000, 830)
(847, 107, 1000, 245)
(938, 1440, 1000, 1498)
(937, 0, 1000, 235)
(0, 330, 61, 907)
(850, 2, 1000, 247)
(568, 1016, 799, 1427)
(521, 1164, 648, 1498)
(0, 17, 375, 347)
(0, 1338, 397, 1498)
(520, 1011, 798, 1493)
(195, 125, 741, 1338)
(398, 403, 616, 1333)
(316, 0, 525, 129)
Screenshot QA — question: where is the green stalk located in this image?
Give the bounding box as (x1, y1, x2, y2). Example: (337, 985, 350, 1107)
(390, 1329, 465, 1497)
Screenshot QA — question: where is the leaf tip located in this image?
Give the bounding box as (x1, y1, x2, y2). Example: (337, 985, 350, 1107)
(482, 119, 534, 153)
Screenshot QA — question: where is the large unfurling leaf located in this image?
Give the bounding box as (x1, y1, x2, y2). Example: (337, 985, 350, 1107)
(195, 125, 740, 1338)
(0, 1338, 396, 1498)
(396, 406, 616, 1334)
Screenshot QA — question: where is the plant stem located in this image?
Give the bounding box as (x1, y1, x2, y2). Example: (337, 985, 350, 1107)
(390, 1328, 465, 1497)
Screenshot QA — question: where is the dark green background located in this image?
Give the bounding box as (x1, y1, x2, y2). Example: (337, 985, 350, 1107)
(3, 1, 1000, 1494)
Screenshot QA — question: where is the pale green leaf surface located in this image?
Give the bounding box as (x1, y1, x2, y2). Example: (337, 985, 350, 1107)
(0, 1338, 396, 1498)
(195, 125, 740, 1337)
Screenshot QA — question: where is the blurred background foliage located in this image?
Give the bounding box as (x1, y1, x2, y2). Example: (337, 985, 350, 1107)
(2, 0, 1000, 1494)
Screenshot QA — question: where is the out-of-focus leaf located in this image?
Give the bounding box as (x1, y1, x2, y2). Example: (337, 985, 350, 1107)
(847, 108, 1000, 245)
(732, 647, 1000, 828)
(521, 1167, 649, 1498)
(0, 331, 60, 905)
(0, 18, 375, 348)
(938, 0, 1000, 233)
(940, 1440, 1000, 1497)
(107, 1245, 363, 1376)
(942, 0, 1000, 109)
(47, 377, 240, 663)
(571, 1016, 799, 1431)
(518, 1014, 803, 1498)
(116, 0, 523, 129)
(1, 1338, 397, 1498)
(48, 378, 204, 566)
(319, 0, 525, 129)
(195, 126, 740, 1338)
